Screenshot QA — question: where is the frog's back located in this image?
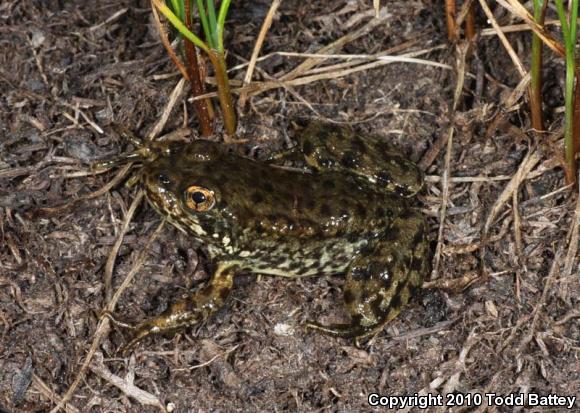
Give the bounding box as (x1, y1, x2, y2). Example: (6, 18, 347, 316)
(173, 151, 408, 239)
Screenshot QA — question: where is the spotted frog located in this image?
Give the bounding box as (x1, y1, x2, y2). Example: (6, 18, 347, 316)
(106, 123, 429, 350)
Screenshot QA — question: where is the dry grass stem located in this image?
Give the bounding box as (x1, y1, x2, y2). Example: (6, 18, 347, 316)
(147, 78, 186, 140)
(49, 220, 165, 413)
(483, 150, 541, 237)
(276, 52, 453, 71)
(192, 46, 449, 103)
(432, 42, 469, 279)
(89, 7, 129, 32)
(481, 149, 541, 281)
(373, 0, 380, 18)
(90, 353, 165, 410)
(478, 0, 526, 77)
(517, 238, 565, 352)
(104, 191, 144, 302)
(480, 18, 578, 36)
(238, 0, 282, 107)
(150, 2, 189, 82)
(512, 190, 525, 271)
(445, 0, 458, 40)
(35, 163, 133, 217)
(560, 182, 580, 301)
(496, 0, 566, 57)
(32, 374, 80, 413)
(280, 6, 392, 81)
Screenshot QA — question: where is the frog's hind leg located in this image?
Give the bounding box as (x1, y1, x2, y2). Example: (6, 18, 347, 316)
(119, 262, 239, 353)
(306, 212, 429, 341)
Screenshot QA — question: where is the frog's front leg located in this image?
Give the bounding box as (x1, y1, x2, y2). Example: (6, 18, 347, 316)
(119, 261, 239, 353)
(306, 211, 429, 340)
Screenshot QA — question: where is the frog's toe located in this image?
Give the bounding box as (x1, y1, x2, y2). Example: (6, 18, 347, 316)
(304, 319, 370, 339)
(102, 310, 136, 330)
(117, 320, 161, 356)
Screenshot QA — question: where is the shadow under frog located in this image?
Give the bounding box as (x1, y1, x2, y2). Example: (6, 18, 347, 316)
(97, 122, 430, 352)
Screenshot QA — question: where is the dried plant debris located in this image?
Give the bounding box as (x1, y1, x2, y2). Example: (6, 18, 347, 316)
(0, 0, 578, 412)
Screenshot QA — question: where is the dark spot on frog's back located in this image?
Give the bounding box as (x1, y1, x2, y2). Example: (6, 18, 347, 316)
(408, 282, 421, 297)
(346, 233, 359, 243)
(355, 203, 367, 218)
(384, 226, 401, 241)
(343, 290, 355, 305)
(202, 284, 214, 297)
(288, 261, 303, 271)
(399, 208, 415, 220)
(219, 287, 229, 300)
(341, 152, 359, 168)
(320, 204, 332, 217)
(369, 296, 383, 315)
(302, 139, 314, 156)
(410, 258, 424, 272)
(262, 181, 274, 193)
(351, 137, 367, 154)
(412, 230, 425, 247)
(251, 192, 265, 204)
(322, 179, 336, 189)
(389, 288, 403, 309)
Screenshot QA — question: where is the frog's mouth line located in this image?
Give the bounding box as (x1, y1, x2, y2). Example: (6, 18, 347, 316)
(144, 187, 209, 239)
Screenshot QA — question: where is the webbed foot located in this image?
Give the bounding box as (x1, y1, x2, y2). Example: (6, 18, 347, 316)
(107, 262, 238, 355)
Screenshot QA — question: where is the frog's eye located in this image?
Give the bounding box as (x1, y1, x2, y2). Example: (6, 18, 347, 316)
(185, 185, 215, 212)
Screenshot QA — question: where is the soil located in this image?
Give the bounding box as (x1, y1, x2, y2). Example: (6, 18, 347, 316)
(1, 1, 578, 412)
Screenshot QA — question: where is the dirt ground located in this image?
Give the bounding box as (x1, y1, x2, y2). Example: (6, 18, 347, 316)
(1, 0, 579, 412)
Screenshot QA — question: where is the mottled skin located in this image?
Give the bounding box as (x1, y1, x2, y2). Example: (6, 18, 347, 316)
(112, 123, 430, 350)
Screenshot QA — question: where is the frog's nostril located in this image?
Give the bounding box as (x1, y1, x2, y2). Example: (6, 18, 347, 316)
(157, 173, 172, 187)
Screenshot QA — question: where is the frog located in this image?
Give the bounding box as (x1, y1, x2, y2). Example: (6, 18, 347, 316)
(102, 122, 430, 351)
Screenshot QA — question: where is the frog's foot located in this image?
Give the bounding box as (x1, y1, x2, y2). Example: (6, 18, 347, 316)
(117, 304, 204, 355)
(307, 213, 429, 342)
(117, 262, 238, 355)
(304, 319, 393, 347)
(304, 319, 371, 338)
(101, 310, 136, 330)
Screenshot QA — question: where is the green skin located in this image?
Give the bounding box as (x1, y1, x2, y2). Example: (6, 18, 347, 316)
(118, 123, 430, 351)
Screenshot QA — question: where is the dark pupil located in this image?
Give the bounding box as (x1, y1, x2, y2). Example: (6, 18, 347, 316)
(191, 191, 206, 204)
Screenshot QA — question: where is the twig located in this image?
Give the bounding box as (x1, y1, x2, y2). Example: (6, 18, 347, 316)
(34, 163, 132, 218)
(90, 353, 165, 410)
(147, 78, 186, 140)
(445, 0, 458, 41)
(49, 220, 165, 413)
(481, 149, 541, 280)
(432, 42, 469, 279)
(238, 0, 282, 108)
(32, 374, 80, 413)
(192, 46, 451, 102)
(104, 191, 144, 302)
(151, 3, 189, 82)
(560, 180, 580, 301)
(496, 0, 565, 57)
(280, 6, 392, 81)
(478, 0, 526, 77)
(517, 239, 565, 353)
